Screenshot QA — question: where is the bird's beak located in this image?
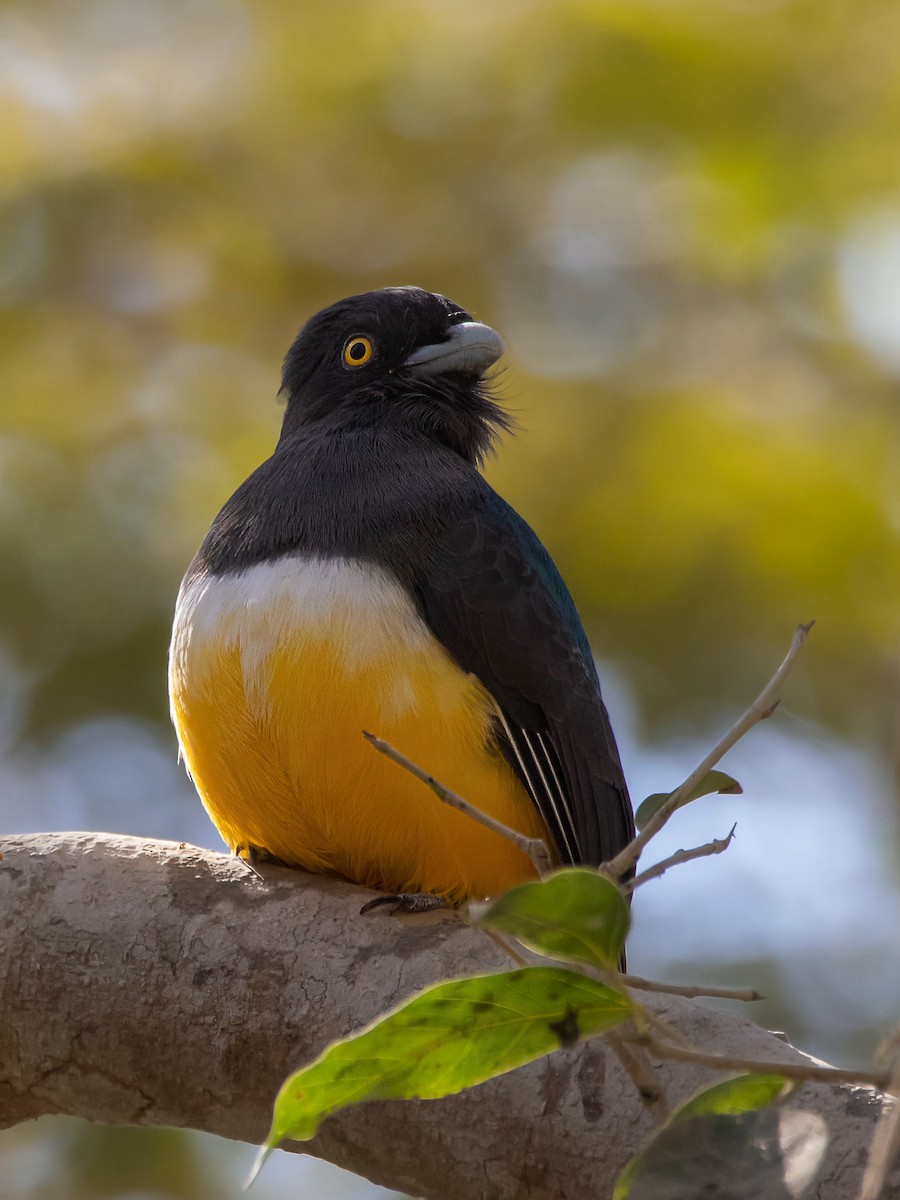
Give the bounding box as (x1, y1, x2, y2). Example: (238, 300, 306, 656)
(403, 322, 505, 377)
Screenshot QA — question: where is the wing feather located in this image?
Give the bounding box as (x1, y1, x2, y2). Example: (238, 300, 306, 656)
(507, 718, 579, 864)
(417, 493, 634, 869)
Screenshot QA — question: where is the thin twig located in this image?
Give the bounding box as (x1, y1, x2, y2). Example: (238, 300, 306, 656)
(605, 622, 814, 881)
(634, 1035, 890, 1090)
(363, 732, 554, 876)
(859, 1029, 900, 1200)
(480, 926, 530, 969)
(625, 825, 737, 892)
(607, 1028, 671, 1119)
(622, 974, 763, 1002)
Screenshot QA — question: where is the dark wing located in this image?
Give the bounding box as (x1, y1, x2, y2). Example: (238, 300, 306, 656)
(416, 492, 634, 868)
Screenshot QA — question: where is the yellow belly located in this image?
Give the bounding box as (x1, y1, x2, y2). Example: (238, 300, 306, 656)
(168, 556, 546, 902)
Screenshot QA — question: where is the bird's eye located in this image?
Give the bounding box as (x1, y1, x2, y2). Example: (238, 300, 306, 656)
(343, 336, 374, 367)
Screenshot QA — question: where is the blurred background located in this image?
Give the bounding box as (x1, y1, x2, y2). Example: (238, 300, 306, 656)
(2, 0, 899, 1195)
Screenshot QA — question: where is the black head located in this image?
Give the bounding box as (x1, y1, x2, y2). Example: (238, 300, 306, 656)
(279, 286, 511, 463)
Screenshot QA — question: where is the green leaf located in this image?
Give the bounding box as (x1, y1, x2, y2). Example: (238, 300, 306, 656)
(474, 867, 630, 971)
(613, 1107, 827, 1200)
(635, 770, 743, 831)
(614, 1074, 792, 1199)
(675, 1072, 790, 1121)
(260, 966, 629, 1156)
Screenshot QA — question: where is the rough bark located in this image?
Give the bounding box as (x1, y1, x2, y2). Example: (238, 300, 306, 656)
(0, 832, 891, 1198)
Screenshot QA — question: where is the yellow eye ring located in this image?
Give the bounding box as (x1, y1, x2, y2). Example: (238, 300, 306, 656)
(343, 335, 374, 367)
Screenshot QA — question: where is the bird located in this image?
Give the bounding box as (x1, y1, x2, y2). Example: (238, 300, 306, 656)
(168, 286, 634, 907)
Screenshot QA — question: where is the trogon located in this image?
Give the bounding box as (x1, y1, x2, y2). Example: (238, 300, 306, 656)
(169, 287, 634, 904)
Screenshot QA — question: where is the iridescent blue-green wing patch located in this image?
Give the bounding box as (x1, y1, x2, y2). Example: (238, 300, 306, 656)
(418, 494, 634, 869)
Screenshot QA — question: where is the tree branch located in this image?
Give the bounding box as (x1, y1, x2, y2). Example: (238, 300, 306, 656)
(0, 831, 892, 1200)
(626, 825, 737, 892)
(636, 1037, 892, 1091)
(621, 975, 763, 1002)
(363, 731, 554, 876)
(606, 621, 813, 880)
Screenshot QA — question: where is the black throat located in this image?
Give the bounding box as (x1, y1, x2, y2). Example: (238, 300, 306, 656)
(278, 372, 511, 467)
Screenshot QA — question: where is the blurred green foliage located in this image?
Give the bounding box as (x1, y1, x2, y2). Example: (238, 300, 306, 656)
(2, 0, 899, 1196)
(2, 0, 898, 749)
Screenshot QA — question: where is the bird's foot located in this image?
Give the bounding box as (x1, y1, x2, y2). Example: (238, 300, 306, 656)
(360, 892, 451, 916)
